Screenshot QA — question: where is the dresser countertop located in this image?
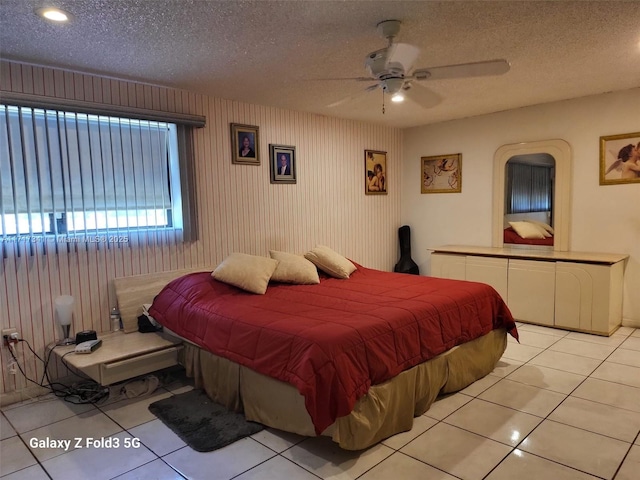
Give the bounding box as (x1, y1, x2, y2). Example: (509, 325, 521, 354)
(429, 245, 628, 265)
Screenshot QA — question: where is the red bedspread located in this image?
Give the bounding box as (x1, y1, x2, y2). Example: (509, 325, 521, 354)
(149, 266, 517, 434)
(504, 227, 554, 246)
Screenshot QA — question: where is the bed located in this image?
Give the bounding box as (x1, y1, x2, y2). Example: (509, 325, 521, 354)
(114, 263, 517, 450)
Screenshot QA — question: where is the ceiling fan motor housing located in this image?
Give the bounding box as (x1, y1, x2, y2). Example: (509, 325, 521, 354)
(365, 48, 404, 78)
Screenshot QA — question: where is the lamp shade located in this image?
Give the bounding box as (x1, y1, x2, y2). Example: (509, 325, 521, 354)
(55, 295, 74, 326)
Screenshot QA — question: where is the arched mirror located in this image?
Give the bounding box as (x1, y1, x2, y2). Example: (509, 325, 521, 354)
(493, 139, 572, 251)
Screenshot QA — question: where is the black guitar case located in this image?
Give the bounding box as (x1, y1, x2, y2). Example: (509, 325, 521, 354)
(394, 225, 419, 275)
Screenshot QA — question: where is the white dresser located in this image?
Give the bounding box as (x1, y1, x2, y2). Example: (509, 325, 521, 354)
(430, 246, 628, 336)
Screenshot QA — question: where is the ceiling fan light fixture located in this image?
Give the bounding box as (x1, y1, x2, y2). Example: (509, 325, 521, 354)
(36, 7, 73, 23)
(383, 78, 404, 96)
(391, 93, 405, 103)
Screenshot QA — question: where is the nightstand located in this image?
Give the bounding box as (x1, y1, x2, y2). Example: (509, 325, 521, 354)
(50, 331, 183, 385)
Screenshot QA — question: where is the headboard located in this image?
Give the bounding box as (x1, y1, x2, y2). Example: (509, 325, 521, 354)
(113, 266, 213, 333)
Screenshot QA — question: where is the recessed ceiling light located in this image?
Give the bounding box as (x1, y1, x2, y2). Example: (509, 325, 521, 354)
(36, 7, 73, 23)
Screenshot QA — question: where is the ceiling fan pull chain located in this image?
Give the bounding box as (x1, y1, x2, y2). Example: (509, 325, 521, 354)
(382, 90, 386, 114)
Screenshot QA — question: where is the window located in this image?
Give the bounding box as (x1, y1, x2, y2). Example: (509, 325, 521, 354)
(505, 160, 554, 214)
(0, 102, 200, 253)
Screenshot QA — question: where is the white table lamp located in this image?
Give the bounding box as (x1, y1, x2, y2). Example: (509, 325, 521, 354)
(55, 295, 75, 345)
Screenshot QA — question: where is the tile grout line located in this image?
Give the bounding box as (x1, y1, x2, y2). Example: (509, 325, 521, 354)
(500, 328, 637, 478)
(2, 327, 638, 480)
(480, 326, 633, 479)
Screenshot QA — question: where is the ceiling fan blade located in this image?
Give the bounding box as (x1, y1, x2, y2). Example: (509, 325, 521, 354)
(413, 59, 510, 81)
(404, 82, 442, 109)
(310, 76, 373, 82)
(386, 43, 420, 72)
(327, 84, 379, 108)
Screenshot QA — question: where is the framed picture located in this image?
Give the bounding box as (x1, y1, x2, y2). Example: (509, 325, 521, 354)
(365, 150, 387, 195)
(269, 144, 296, 184)
(231, 123, 259, 165)
(421, 153, 462, 193)
(600, 132, 640, 185)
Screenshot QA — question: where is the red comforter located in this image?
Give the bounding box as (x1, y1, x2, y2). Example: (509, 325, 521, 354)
(149, 266, 517, 434)
(504, 227, 554, 246)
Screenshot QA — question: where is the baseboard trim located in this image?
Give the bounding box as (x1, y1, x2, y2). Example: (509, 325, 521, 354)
(0, 373, 82, 408)
(0, 384, 51, 408)
(622, 319, 640, 330)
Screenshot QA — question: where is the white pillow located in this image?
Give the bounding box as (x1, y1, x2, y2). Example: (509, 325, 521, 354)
(304, 245, 356, 279)
(525, 219, 554, 235)
(269, 250, 320, 284)
(212, 253, 278, 294)
(529, 222, 552, 238)
(508, 221, 547, 240)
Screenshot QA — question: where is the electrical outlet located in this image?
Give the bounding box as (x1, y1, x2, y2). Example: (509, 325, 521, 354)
(2, 328, 19, 346)
(2, 328, 17, 338)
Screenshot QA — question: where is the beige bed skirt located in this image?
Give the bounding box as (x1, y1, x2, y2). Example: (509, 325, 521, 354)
(182, 327, 507, 450)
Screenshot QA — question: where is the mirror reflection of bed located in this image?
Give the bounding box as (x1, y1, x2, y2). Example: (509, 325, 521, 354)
(503, 153, 555, 248)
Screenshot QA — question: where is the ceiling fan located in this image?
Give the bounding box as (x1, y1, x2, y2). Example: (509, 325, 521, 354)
(327, 20, 510, 110)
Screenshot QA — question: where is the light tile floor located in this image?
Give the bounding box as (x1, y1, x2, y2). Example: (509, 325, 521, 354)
(1, 325, 639, 480)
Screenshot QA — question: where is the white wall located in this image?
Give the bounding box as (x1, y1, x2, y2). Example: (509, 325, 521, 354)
(402, 88, 640, 325)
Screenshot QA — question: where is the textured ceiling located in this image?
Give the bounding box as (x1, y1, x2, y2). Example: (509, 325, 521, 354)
(1, 1, 639, 128)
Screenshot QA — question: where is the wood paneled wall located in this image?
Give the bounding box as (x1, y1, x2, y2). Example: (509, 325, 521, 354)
(0, 60, 403, 396)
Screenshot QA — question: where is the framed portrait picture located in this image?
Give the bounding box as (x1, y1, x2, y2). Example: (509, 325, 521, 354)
(421, 153, 462, 193)
(365, 150, 387, 195)
(599, 132, 640, 185)
(231, 123, 259, 165)
(269, 144, 296, 184)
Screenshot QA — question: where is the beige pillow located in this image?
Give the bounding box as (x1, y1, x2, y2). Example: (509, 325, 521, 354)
(525, 219, 554, 235)
(269, 250, 320, 285)
(508, 221, 547, 239)
(212, 253, 278, 294)
(304, 245, 356, 279)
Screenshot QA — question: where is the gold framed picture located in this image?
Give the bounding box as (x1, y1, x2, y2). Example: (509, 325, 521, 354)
(599, 132, 640, 185)
(231, 123, 259, 165)
(421, 154, 462, 193)
(365, 150, 387, 195)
